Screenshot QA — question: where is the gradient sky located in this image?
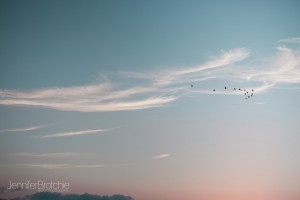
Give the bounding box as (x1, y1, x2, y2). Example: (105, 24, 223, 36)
(0, 1, 300, 200)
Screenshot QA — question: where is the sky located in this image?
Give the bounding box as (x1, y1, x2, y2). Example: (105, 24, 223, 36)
(0, 0, 300, 199)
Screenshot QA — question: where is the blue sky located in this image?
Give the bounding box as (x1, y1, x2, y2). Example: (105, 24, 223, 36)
(0, 1, 300, 200)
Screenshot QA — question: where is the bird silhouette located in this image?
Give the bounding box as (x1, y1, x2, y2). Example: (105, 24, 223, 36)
(191, 84, 193, 87)
(210, 85, 255, 101)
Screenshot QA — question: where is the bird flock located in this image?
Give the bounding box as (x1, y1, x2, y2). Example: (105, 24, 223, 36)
(191, 84, 255, 99)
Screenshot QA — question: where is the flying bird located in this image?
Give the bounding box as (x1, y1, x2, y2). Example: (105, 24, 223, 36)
(210, 84, 255, 101)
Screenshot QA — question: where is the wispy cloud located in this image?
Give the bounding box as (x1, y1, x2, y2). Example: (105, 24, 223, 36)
(10, 152, 79, 157)
(69, 164, 106, 168)
(123, 48, 250, 86)
(0, 163, 106, 169)
(246, 46, 300, 85)
(0, 125, 46, 133)
(23, 164, 106, 169)
(36, 128, 112, 138)
(19, 163, 129, 169)
(0, 83, 177, 112)
(184, 39, 300, 95)
(23, 164, 67, 169)
(278, 37, 300, 44)
(153, 154, 171, 159)
(253, 102, 266, 105)
(0, 39, 299, 112)
(0, 49, 248, 112)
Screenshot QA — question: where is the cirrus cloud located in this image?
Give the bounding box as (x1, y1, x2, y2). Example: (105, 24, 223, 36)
(0, 125, 46, 133)
(153, 154, 171, 159)
(35, 128, 113, 138)
(0, 48, 249, 112)
(0, 39, 299, 112)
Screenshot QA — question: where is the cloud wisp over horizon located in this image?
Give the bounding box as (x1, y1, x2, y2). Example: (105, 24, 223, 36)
(9, 152, 79, 158)
(153, 154, 171, 159)
(35, 128, 113, 138)
(0, 125, 46, 133)
(18, 163, 106, 169)
(0, 38, 299, 112)
(0, 162, 130, 170)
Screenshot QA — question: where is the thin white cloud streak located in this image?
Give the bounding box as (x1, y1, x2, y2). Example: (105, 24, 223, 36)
(254, 102, 265, 105)
(10, 152, 78, 157)
(19, 163, 130, 169)
(0, 40, 299, 112)
(70, 164, 106, 168)
(0, 125, 46, 133)
(22, 164, 106, 169)
(153, 154, 171, 159)
(23, 164, 67, 169)
(278, 37, 300, 44)
(37, 128, 112, 138)
(171, 48, 249, 76)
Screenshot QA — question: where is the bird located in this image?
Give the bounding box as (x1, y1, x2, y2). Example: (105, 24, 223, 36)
(225, 87, 227, 89)
(213, 89, 215, 92)
(252, 89, 254, 91)
(234, 88, 236, 90)
(191, 84, 193, 87)
(248, 96, 250, 98)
